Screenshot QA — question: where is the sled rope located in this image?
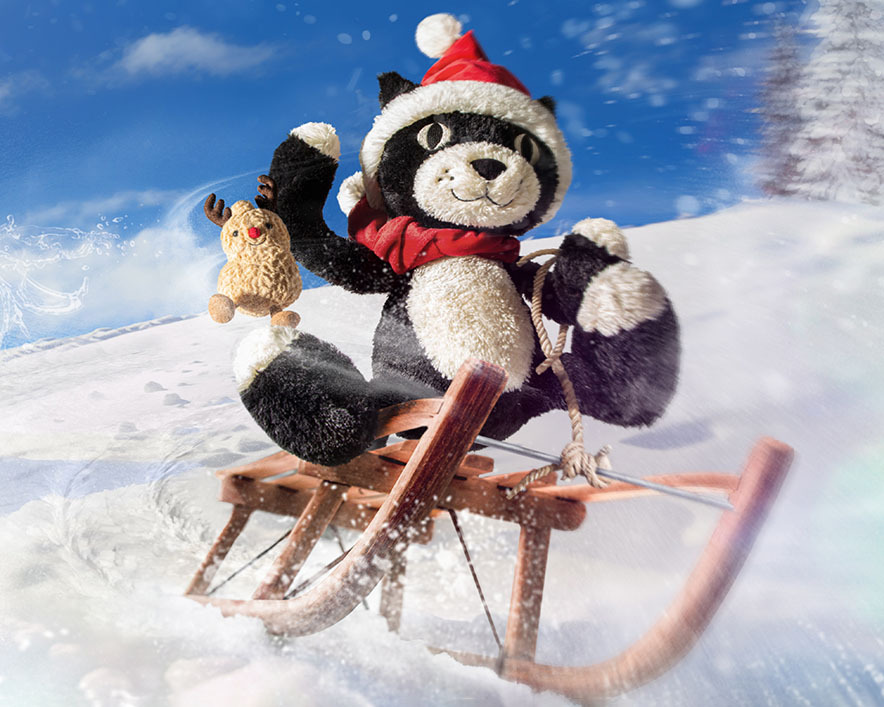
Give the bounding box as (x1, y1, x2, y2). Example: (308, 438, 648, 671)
(448, 509, 502, 650)
(206, 525, 295, 596)
(507, 249, 612, 498)
(285, 547, 350, 599)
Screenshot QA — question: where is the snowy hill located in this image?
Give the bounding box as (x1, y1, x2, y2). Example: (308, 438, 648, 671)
(1, 200, 882, 705)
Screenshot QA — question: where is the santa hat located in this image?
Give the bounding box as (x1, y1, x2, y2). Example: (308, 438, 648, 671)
(348, 13, 572, 224)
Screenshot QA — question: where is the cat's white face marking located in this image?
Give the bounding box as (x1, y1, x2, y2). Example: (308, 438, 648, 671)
(412, 141, 541, 229)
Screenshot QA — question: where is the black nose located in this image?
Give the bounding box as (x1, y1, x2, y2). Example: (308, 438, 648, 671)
(470, 158, 507, 181)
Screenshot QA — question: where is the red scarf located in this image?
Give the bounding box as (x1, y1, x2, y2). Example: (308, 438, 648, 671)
(347, 197, 520, 275)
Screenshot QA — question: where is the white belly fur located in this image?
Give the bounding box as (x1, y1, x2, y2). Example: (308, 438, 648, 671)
(406, 256, 534, 391)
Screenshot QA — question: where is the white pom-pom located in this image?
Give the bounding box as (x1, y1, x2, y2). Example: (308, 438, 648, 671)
(415, 13, 462, 58)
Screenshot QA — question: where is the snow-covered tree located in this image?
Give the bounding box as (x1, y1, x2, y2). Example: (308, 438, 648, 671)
(757, 22, 804, 196)
(781, 0, 884, 205)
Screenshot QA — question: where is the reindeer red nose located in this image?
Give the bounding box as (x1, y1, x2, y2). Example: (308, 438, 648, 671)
(248, 227, 260, 239)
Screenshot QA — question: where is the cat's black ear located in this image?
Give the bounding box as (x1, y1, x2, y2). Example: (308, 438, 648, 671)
(536, 95, 556, 116)
(378, 72, 419, 109)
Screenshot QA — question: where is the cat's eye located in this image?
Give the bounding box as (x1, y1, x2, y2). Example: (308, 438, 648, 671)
(514, 133, 539, 165)
(417, 122, 452, 151)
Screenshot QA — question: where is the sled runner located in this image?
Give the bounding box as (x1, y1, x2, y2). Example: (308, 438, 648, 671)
(185, 358, 793, 702)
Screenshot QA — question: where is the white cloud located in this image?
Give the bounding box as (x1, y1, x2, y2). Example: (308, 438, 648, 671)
(1, 221, 217, 348)
(564, 13, 682, 103)
(694, 46, 764, 82)
(595, 57, 678, 99)
(556, 100, 592, 140)
(25, 189, 181, 228)
(111, 27, 275, 79)
(83, 221, 221, 327)
(1, 182, 232, 347)
(0, 70, 50, 112)
(675, 194, 701, 216)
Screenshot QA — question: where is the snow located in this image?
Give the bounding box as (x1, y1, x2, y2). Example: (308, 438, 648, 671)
(2, 200, 883, 705)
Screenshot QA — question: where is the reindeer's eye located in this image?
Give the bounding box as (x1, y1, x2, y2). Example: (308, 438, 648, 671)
(232, 230, 239, 238)
(514, 134, 539, 165)
(264, 222, 272, 230)
(417, 122, 451, 151)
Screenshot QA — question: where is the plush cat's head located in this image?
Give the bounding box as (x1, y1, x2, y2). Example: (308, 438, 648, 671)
(338, 14, 572, 236)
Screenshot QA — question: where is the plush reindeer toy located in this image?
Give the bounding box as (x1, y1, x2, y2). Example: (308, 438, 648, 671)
(204, 178, 302, 329)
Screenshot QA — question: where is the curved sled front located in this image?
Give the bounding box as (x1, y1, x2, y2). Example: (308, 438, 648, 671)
(189, 358, 507, 635)
(457, 437, 794, 701)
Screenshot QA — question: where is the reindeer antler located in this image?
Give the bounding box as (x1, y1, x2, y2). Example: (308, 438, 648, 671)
(255, 175, 277, 213)
(204, 194, 231, 227)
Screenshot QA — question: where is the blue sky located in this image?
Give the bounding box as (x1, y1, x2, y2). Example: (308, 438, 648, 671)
(0, 0, 810, 347)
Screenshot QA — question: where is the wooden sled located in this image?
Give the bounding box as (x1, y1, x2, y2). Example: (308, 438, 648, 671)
(185, 358, 793, 702)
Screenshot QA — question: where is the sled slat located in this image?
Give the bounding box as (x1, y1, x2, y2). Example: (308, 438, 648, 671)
(298, 462, 583, 531)
(529, 472, 739, 503)
(218, 476, 434, 543)
(442, 476, 585, 531)
(503, 525, 551, 662)
(375, 398, 443, 437)
(259, 474, 321, 491)
(215, 450, 298, 480)
(343, 487, 388, 508)
(299, 455, 403, 495)
(184, 505, 252, 596)
(456, 456, 496, 476)
(379, 551, 407, 633)
(253, 481, 346, 600)
(377, 440, 494, 476)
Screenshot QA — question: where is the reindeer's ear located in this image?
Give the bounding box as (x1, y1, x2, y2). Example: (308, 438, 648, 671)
(536, 96, 556, 116)
(378, 72, 418, 109)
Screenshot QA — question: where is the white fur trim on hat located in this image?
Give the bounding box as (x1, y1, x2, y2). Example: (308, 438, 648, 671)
(337, 171, 365, 215)
(290, 122, 340, 161)
(359, 81, 572, 225)
(415, 13, 463, 58)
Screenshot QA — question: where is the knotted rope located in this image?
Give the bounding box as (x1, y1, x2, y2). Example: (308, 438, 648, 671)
(505, 249, 612, 498)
